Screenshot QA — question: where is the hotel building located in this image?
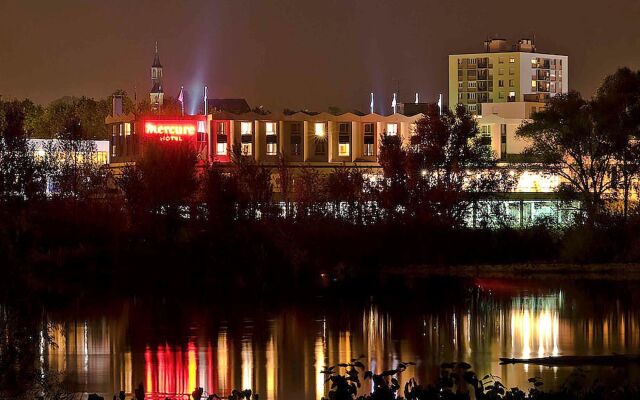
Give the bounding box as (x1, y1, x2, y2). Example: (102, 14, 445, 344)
(104, 41, 578, 225)
(448, 38, 568, 114)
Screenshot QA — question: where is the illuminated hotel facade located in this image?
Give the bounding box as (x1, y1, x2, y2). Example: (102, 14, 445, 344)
(103, 41, 578, 225)
(106, 110, 420, 169)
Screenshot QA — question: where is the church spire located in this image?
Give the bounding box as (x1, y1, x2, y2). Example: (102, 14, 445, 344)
(152, 40, 162, 68)
(150, 41, 164, 111)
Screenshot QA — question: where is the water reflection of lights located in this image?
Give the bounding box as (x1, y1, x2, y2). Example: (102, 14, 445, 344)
(363, 305, 391, 373)
(241, 339, 253, 392)
(266, 334, 277, 400)
(217, 328, 230, 394)
(509, 294, 561, 359)
(315, 335, 326, 400)
(37, 287, 640, 398)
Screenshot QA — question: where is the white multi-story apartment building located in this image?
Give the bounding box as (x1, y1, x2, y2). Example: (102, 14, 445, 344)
(449, 38, 568, 114)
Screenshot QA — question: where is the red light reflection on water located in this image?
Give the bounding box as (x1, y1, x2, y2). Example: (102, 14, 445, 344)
(144, 341, 216, 399)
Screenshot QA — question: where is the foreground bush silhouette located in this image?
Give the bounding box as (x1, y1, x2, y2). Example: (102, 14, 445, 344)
(320, 360, 640, 400)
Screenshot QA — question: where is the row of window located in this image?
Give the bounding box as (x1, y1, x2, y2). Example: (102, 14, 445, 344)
(457, 56, 516, 66)
(459, 67, 516, 80)
(212, 121, 396, 158)
(459, 91, 516, 101)
(113, 123, 132, 136)
(460, 79, 517, 89)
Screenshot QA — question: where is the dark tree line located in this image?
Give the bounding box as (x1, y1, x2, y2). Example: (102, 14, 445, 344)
(517, 68, 640, 221)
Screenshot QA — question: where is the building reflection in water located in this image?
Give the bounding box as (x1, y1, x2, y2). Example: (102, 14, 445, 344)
(43, 285, 640, 399)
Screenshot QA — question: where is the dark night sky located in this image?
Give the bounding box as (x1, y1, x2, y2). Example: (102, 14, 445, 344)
(2, 0, 640, 113)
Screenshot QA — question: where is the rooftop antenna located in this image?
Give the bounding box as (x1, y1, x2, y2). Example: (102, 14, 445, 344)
(370, 92, 374, 114)
(392, 78, 400, 106)
(204, 86, 208, 115)
(392, 93, 397, 114)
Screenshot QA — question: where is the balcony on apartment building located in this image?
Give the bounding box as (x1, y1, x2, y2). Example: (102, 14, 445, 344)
(477, 58, 492, 69)
(531, 59, 551, 69)
(477, 82, 493, 92)
(536, 70, 551, 80)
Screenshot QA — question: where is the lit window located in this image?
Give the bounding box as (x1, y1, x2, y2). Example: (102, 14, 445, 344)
(363, 123, 375, 156)
(217, 122, 227, 135)
(314, 122, 325, 137)
(509, 91, 516, 97)
(265, 122, 276, 135)
(197, 121, 206, 133)
(338, 123, 350, 157)
(314, 122, 326, 155)
(217, 122, 228, 156)
(124, 123, 131, 136)
(386, 123, 398, 136)
(217, 142, 227, 155)
(265, 122, 277, 155)
(239, 121, 252, 155)
(468, 81, 477, 89)
(241, 122, 252, 135)
(509, 57, 515, 63)
(532, 80, 537, 88)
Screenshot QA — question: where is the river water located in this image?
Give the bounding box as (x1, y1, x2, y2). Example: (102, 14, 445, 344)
(42, 278, 640, 399)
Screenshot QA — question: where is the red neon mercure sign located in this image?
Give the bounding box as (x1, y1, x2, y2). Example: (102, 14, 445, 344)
(143, 118, 205, 142)
(144, 121, 196, 141)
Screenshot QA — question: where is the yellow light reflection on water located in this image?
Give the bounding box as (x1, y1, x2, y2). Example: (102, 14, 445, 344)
(315, 335, 326, 400)
(217, 329, 229, 393)
(241, 339, 253, 391)
(188, 340, 197, 395)
(266, 335, 277, 400)
(124, 351, 132, 394)
(509, 296, 560, 359)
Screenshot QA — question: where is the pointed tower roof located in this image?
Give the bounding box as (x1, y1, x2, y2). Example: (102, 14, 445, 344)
(152, 41, 162, 68)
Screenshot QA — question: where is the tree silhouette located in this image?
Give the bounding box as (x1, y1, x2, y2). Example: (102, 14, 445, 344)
(593, 68, 640, 218)
(517, 92, 615, 220)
